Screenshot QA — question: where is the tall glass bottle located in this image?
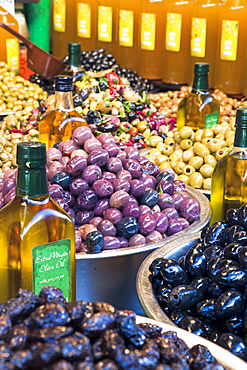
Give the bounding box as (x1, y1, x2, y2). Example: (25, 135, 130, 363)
(138, 0, 167, 80)
(39, 75, 87, 149)
(97, 0, 117, 56)
(116, 0, 141, 71)
(214, 0, 247, 95)
(210, 108, 247, 224)
(62, 43, 85, 80)
(177, 63, 220, 130)
(76, 0, 97, 51)
(51, 0, 77, 60)
(189, 0, 221, 88)
(0, 6, 20, 73)
(0, 142, 76, 303)
(162, 0, 194, 87)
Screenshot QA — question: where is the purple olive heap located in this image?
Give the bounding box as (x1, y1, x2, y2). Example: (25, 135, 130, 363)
(150, 204, 247, 362)
(0, 286, 225, 369)
(0, 127, 200, 253)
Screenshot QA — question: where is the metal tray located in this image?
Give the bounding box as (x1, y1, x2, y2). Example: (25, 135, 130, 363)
(76, 187, 211, 315)
(136, 315, 247, 370)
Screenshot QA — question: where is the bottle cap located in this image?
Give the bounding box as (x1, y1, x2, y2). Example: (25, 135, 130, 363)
(194, 63, 209, 75)
(236, 108, 247, 126)
(68, 43, 81, 55)
(54, 75, 73, 92)
(17, 142, 47, 168)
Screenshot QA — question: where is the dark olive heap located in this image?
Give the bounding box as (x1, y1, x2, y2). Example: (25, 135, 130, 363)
(0, 286, 225, 369)
(150, 204, 247, 362)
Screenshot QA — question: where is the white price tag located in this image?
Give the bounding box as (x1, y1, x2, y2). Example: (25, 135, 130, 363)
(0, 0, 15, 16)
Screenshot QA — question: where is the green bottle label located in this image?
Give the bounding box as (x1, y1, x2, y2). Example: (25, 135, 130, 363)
(204, 112, 219, 129)
(32, 239, 72, 301)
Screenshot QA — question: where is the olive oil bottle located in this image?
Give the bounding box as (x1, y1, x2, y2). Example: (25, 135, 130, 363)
(39, 75, 87, 149)
(62, 43, 85, 80)
(0, 142, 76, 303)
(177, 63, 220, 130)
(210, 108, 247, 224)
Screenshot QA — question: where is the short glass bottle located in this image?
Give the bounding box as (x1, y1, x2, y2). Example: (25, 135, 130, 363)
(177, 63, 220, 130)
(210, 108, 247, 224)
(0, 142, 76, 303)
(39, 75, 87, 148)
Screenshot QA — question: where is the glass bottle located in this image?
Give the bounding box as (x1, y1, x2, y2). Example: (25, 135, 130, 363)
(138, 0, 167, 80)
(0, 6, 20, 73)
(62, 43, 85, 80)
(0, 142, 76, 303)
(97, 0, 117, 56)
(162, 0, 194, 87)
(214, 0, 247, 95)
(189, 0, 222, 88)
(177, 63, 220, 130)
(210, 108, 247, 224)
(76, 0, 97, 51)
(116, 0, 141, 71)
(39, 75, 87, 149)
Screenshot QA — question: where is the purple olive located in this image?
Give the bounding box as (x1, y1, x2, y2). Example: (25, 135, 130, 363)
(156, 180, 174, 195)
(94, 199, 110, 216)
(103, 236, 121, 250)
(48, 184, 64, 199)
(117, 237, 129, 248)
(104, 208, 123, 225)
(83, 138, 102, 153)
(106, 157, 123, 173)
(69, 178, 89, 196)
(46, 147, 62, 165)
(90, 216, 103, 227)
(72, 126, 92, 145)
(166, 218, 184, 236)
(180, 198, 200, 223)
(102, 143, 120, 157)
(173, 180, 186, 192)
(124, 146, 140, 161)
(92, 179, 114, 198)
(162, 208, 179, 220)
(109, 190, 130, 209)
(123, 159, 142, 179)
(129, 179, 145, 198)
(158, 193, 174, 210)
(122, 203, 140, 218)
(153, 212, 169, 233)
(87, 149, 109, 167)
(47, 161, 65, 181)
(2, 178, 16, 196)
(116, 170, 132, 182)
(146, 230, 163, 244)
(102, 171, 117, 184)
(139, 205, 152, 215)
(129, 234, 146, 247)
(75, 211, 94, 226)
(81, 165, 102, 185)
(76, 190, 98, 211)
(97, 133, 115, 144)
(139, 173, 156, 189)
(138, 213, 156, 235)
(112, 178, 130, 193)
(66, 156, 87, 176)
(98, 220, 117, 236)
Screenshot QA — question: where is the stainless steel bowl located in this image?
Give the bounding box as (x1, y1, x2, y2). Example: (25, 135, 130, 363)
(136, 231, 201, 321)
(76, 187, 211, 315)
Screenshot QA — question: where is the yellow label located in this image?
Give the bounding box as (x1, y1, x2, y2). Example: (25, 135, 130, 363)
(141, 13, 156, 51)
(166, 13, 182, 52)
(98, 6, 112, 42)
(191, 17, 207, 57)
(6, 38, 19, 73)
(77, 3, 91, 38)
(119, 10, 134, 47)
(53, 0, 66, 32)
(220, 20, 238, 61)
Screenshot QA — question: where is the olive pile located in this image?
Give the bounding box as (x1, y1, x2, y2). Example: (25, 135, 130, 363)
(150, 204, 247, 361)
(0, 285, 226, 369)
(144, 124, 235, 190)
(0, 62, 48, 113)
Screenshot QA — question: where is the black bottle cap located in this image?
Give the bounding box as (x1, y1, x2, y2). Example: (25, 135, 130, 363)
(236, 107, 247, 126)
(54, 75, 73, 92)
(68, 43, 81, 55)
(194, 63, 209, 75)
(17, 142, 46, 168)
(234, 108, 247, 147)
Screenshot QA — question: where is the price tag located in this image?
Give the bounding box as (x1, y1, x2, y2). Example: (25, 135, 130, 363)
(78, 3, 91, 38)
(141, 13, 156, 51)
(220, 20, 238, 61)
(119, 10, 134, 47)
(98, 6, 112, 42)
(166, 12, 182, 52)
(53, 0, 66, 32)
(191, 17, 207, 58)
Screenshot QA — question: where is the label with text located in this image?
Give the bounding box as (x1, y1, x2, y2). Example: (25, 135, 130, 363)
(204, 112, 219, 128)
(32, 239, 72, 301)
(220, 20, 238, 61)
(53, 0, 66, 32)
(78, 3, 91, 38)
(141, 13, 156, 51)
(119, 10, 134, 47)
(98, 6, 112, 42)
(191, 17, 207, 57)
(166, 12, 182, 52)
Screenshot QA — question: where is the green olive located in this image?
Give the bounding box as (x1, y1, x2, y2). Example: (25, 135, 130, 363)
(188, 156, 204, 170)
(204, 154, 217, 167)
(202, 128, 214, 139)
(208, 139, 222, 153)
(173, 130, 181, 144)
(203, 177, 212, 190)
(215, 148, 228, 161)
(179, 126, 194, 139)
(182, 165, 196, 176)
(180, 138, 193, 150)
(182, 149, 194, 162)
(162, 144, 174, 156)
(201, 138, 212, 146)
(177, 174, 190, 185)
(189, 172, 204, 189)
(164, 136, 175, 147)
(174, 161, 186, 175)
(200, 164, 214, 178)
(193, 143, 210, 158)
(194, 129, 204, 142)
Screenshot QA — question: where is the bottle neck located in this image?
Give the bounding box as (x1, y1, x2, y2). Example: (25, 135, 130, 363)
(233, 124, 247, 148)
(68, 52, 81, 67)
(54, 90, 74, 111)
(192, 73, 209, 91)
(16, 166, 48, 198)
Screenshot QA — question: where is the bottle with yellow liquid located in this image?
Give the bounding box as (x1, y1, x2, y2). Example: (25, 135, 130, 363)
(210, 108, 247, 224)
(0, 142, 76, 303)
(162, 0, 195, 87)
(39, 75, 87, 149)
(76, 0, 97, 51)
(62, 43, 85, 80)
(97, 0, 117, 56)
(116, 0, 141, 71)
(51, 0, 77, 60)
(189, 0, 222, 88)
(138, 0, 167, 80)
(0, 6, 19, 73)
(214, 0, 247, 95)
(177, 63, 220, 130)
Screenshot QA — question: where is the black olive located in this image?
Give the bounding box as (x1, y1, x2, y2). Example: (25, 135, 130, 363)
(196, 299, 217, 320)
(127, 112, 137, 122)
(87, 110, 101, 119)
(140, 189, 159, 207)
(155, 171, 174, 184)
(203, 245, 224, 260)
(96, 121, 117, 133)
(214, 266, 247, 289)
(226, 225, 244, 244)
(223, 243, 242, 261)
(204, 221, 228, 247)
(72, 93, 83, 107)
(238, 246, 247, 269)
(50, 172, 73, 190)
(178, 316, 207, 337)
(184, 244, 207, 277)
(215, 289, 245, 319)
(116, 217, 139, 238)
(85, 231, 104, 254)
(217, 333, 247, 361)
(238, 204, 247, 230)
(156, 285, 172, 307)
(149, 257, 167, 278)
(169, 308, 190, 325)
(207, 257, 240, 281)
(190, 276, 211, 296)
(224, 315, 243, 336)
(208, 282, 224, 299)
(233, 230, 247, 245)
(160, 259, 189, 288)
(167, 285, 204, 310)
